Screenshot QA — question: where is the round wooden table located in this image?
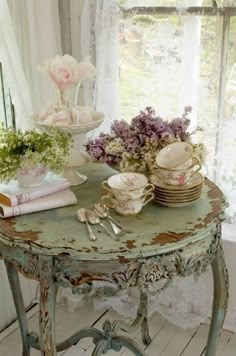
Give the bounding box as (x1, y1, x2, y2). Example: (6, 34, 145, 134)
(0, 164, 229, 356)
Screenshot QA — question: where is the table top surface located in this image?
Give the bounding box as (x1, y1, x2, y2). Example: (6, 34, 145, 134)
(0, 164, 226, 261)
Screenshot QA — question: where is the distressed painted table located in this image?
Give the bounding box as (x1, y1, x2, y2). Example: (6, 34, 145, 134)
(0, 164, 229, 356)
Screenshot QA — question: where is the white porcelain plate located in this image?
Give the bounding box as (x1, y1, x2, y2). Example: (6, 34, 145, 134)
(154, 197, 201, 207)
(149, 173, 204, 191)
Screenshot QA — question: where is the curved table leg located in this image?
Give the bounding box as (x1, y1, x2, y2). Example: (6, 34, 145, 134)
(205, 243, 229, 356)
(5, 260, 30, 356)
(112, 290, 151, 346)
(141, 317, 151, 346)
(39, 256, 56, 356)
(91, 339, 108, 356)
(139, 292, 151, 346)
(113, 336, 148, 356)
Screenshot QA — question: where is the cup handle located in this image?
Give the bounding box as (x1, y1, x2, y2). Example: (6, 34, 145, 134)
(101, 181, 112, 194)
(101, 195, 115, 209)
(151, 167, 162, 179)
(143, 183, 155, 194)
(143, 192, 155, 206)
(192, 156, 200, 165)
(190, 163, 202, 176)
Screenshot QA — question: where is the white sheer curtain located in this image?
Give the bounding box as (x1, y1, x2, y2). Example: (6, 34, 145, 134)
(80, 0, 120, 135)
(0, 0, 33, 129)
(0, 0, 62, 128)
(0, 0, 62, 330)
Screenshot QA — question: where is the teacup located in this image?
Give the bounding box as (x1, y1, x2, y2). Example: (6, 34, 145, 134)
(102, 172, 154, 201)
(151, 157, 201, 186)
(156, 142, 193, 170)
(101, 192, 154, 215)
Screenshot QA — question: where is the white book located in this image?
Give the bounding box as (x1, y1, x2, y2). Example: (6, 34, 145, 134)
(0, 173, 70, 206)
(0, 189, 77, 218)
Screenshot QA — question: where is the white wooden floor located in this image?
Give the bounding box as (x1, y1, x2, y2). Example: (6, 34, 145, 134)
(0, 304, 235, 356)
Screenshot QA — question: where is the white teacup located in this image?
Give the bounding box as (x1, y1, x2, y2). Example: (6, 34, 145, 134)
(102, 172, 154, 201)
(156, 142, 193, 170)
(101, 192, 154, 215)
(152, 157, 201, 186)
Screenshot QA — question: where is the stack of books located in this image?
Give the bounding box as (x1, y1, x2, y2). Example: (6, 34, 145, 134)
(0, 173, 77, 218)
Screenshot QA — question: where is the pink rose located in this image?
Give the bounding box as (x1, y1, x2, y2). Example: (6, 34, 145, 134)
(76, 57, 97, 82)
(38, 55, 96, 92)
(72, 106, 94, 124)
(38, 101, 59, 121)
(39, 55, 80, 91)
(42, 110, 72, 126)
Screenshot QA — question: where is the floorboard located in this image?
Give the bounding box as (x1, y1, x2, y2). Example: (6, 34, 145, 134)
(0, 304, 234, 356)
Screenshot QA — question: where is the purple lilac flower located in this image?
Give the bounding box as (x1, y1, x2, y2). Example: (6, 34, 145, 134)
(110, 120, 130, 139)
(168, 117, 190, 135)
(85, 133, 113, 162)
(125, 135, 141, 153)
(184, 106, 192, 114)
(106, 154, 122, 167)
(84, 106, 194, 166)
(130, 107, 169, 139)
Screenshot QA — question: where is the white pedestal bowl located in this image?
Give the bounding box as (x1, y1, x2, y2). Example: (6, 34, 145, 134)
(32, 111, 104, 186)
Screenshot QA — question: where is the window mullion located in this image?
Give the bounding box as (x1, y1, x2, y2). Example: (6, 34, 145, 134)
(214, 15, 230, 184)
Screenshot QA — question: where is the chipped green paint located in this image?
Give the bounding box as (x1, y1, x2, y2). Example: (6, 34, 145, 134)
(0, 164, 227, 261)
(0, 163, 229, 355)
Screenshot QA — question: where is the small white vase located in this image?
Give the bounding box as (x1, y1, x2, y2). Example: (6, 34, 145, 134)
(17, 163, 47, 188)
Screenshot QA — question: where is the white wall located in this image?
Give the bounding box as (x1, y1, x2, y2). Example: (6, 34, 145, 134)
(0, 262, 38, 331)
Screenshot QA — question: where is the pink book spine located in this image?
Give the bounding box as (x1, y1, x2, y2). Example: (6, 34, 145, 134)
(11, 181, 70, 206)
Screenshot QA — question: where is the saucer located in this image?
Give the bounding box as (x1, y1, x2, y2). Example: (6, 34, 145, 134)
(154, 185, 203, 197)
(154, 198, 201, 208)
(155, 191, 202, 201)
(149, 173, 204, 191)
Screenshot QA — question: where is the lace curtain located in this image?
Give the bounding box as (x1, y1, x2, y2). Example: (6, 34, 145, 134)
(58, 0, 236, 331)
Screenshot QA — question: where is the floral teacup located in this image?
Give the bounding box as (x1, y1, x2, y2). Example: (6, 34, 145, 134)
(101, 192, 154, 215)
(152, 157, 201, 186)
(101, 172, 154, 201)
(155, 142, 193, 170)
(17, 163, 47, 188)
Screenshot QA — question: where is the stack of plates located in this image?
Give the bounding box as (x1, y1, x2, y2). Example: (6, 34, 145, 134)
(149, 173, 204, 207)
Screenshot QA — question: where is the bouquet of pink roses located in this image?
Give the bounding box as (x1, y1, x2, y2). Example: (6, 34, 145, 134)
(36, 55, 96, 126)
(85, 106, 204, 173)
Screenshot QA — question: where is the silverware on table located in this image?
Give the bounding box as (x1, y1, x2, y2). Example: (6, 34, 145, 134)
(77, 208, 97, 241)
(92, 203, 125, 236)
(85, 210, 119, 241)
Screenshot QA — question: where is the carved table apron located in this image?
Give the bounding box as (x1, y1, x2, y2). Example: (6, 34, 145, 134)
(0, 164, 229, 356)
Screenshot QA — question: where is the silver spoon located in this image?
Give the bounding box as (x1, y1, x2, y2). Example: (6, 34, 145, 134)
(85, 210, 119, 241)
(77, 208, 97, 241)
(92, 203, 125, 236)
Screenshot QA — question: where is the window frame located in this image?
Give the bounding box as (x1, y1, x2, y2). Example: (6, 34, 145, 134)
(0, 62, 15, 128)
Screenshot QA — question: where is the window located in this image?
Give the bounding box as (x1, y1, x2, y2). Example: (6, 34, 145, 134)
(118, 1, 236, 223)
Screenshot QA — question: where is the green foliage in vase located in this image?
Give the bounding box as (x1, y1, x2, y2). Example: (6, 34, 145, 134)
(0, 127, 72, 182)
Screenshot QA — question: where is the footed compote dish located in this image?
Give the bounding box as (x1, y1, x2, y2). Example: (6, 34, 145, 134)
(32, 110, 104, 186)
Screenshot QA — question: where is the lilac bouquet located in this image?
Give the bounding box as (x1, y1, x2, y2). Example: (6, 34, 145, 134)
(85, 106, 202, 173)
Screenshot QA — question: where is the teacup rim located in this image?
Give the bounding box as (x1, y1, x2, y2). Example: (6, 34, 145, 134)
(107, 172, 148, 191)
(156, 142, 193, 169)
(155, 157, 200, 172)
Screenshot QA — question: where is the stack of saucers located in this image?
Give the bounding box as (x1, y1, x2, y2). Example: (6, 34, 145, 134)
(149, 173, 204, 207)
